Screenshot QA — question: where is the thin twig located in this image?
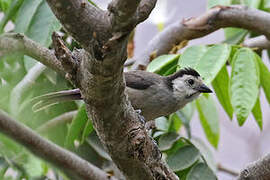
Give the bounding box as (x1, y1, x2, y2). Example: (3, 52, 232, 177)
(218, 163, 239, 177)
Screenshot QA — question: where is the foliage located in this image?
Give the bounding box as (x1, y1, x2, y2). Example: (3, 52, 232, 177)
(0, 0, 269, 179)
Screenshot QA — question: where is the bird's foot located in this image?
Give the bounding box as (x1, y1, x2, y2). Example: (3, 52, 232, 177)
(135, 109, 145, 125)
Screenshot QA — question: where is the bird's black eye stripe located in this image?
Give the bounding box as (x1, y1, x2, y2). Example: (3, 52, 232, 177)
(188, 79, 194, 85)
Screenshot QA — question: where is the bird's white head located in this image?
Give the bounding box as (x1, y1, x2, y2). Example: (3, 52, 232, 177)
(167, 68, 212, 102)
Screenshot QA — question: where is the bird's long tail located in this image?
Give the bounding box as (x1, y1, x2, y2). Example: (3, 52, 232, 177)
(31, 89, 82, 112)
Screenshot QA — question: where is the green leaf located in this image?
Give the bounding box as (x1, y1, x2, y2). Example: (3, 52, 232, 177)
(257, 57, 270, 104)
(175, 103, 195, 138)
(207, 0, 231, 9)
(167, 145, 200, 172)
(81, 118, 94, 144)
(158, 132, 179, 151)
(191, 137, 217, 172)
(14, 0, 43, 33)
(0, 0, 24, 33)
(15, 0, 61, 70)
(147, 54, 180, 73)
(0, 0, 12, 12)
(196, 44, 231, 84)
(263, 0, 270, 9)
(196, 95, 219, 148)
(24, 155, 46, 177)
(179, 44, 231, 84)
(168, 113, 182, 132)
(252, 97, 263, 130)
(178, 45, 208, 69)
(243, 0, 261, 8)
(65, 104, 89, 149)
(155, 117, 169, 131)
(212, 65, 233, 119)
(86, 132, 111, 160)
(223, 28, 248, 45)
(230, 48, 260, 126)
(186, 163, 217, 180)
(25, 1, 61, 47)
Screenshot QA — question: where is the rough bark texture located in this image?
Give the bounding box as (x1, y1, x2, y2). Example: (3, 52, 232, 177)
(131, 5, 270, 69)
(238, 154, 270, 180)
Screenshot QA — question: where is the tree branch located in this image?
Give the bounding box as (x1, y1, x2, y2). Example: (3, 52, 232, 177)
(46, 0, 178, 179)
(108, 0, 141, 32)
(0, 110, 115, 180)
(217, 163, 239, 177)
(46, 0, 110, 52)
(136, 0, 157, 23)
(0, 33, 64, 75)
(237, 153, 270, 180)
(108, 0, 157, 33)
(243, 35, 270, 50)
(131, 5, 270, 69)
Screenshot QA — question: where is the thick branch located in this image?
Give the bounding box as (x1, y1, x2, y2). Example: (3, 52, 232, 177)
(108, 0, 141, 32)
(237, 153, 270, 180)
(131, 5, 270, 69)
(0, 33, 64, 75)
(136, 0, 157, 23)
(46, 0, 177, 179)
(0, 110, 114, 180)
(46, 0, 110, 52)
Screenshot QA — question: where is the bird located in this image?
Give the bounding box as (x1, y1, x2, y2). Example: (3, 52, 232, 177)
(32, 68, 212, 121)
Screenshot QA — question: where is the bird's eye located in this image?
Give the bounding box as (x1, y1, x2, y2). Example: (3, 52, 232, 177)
(188, 79, 194, 85)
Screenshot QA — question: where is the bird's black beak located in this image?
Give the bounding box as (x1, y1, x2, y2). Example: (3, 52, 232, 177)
(197, 84, 212, 93)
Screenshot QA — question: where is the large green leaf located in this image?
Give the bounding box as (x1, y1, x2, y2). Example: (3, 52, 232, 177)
(25, 1, 61, 47)
(24, 155, 46, 177)
(147, 54, 180, 73)
(175, 103, 195, 138)
(223, 28, 248, 45)
(178, 45, 208, 69)
(158, 132, 179, 151)
(196, 44, 231, 84)
(155, 116, 169, 131)
(230, 48, 260, 126)
(196, 95, 219, 148)
(179, 44, 231, 84)
(257, 56, 270, 104)
(252, 97, 263, 130)
(186, 163, 217, 180)
(167, 145, 200, 172)
(212, 65, 233, 119)
(14, 0, 43, 33)
(15, 0, 61, 70)
(191, 137, 216, 172)
(65, 104, 89, 149)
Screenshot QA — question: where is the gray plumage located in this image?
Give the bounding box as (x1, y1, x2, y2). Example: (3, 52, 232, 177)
(32, 68, 212, 121)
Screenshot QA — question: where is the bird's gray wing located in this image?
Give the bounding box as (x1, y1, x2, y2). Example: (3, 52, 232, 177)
(124, 71, 160, 90)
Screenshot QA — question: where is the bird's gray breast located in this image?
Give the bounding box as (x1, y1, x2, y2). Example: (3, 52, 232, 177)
(125, 82, 180, 121)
